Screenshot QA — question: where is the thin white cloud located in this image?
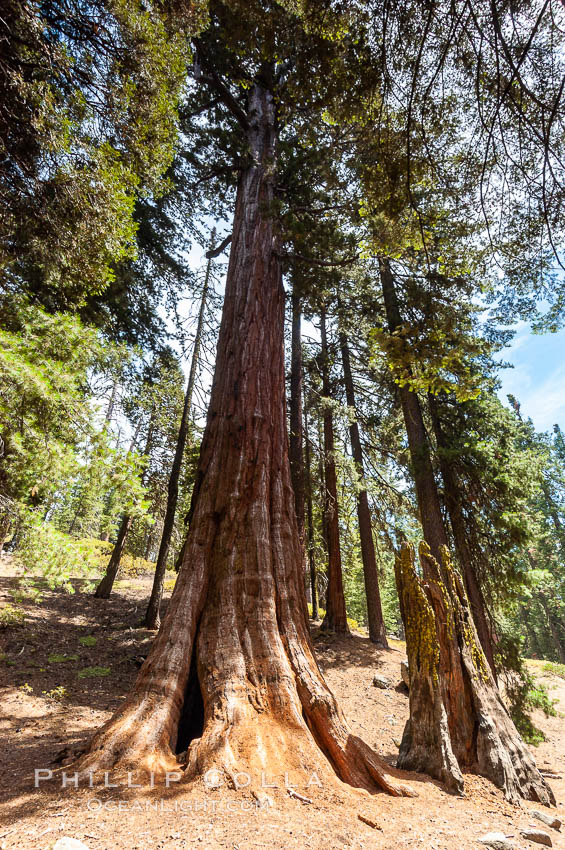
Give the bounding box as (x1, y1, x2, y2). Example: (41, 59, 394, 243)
(499, 362, 565, 431)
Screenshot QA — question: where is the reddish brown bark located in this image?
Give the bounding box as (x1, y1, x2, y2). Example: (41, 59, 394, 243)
(339, 330, 387, 646)
(77, 82, 411, 799)
(320, 309, 348, 634)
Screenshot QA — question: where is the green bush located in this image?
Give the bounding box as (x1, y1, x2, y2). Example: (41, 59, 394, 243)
(542, 661, 565, 679)
(0, 603, 25, 628)
(508, 671, 556, 745)
(17, 508, 112, 590)
(526, 684, 558, 716)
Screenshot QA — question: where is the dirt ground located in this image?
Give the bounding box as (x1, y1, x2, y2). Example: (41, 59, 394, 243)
(1, 558, 565, 850)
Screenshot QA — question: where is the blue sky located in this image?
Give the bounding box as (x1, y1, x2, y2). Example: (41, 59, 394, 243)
(497, 322, 565, 432)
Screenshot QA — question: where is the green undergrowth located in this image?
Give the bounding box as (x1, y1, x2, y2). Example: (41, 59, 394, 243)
(542, 660, 565, 679)
(48, 653, 79, 663)
(509, 674, 557, 745)
(77, 666, 111, 678)
(0, 603, 25, 628)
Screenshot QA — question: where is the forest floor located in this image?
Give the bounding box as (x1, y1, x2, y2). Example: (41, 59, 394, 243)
(1, 558, 565, 850)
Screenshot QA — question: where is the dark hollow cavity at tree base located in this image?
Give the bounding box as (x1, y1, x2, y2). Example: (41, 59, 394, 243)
(175, 635, 205, 758)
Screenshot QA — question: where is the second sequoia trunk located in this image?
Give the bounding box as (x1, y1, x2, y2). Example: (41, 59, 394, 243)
(396, 541, 554, 805)
(380, 259, 554, 805)
(77, 82, 412, 800)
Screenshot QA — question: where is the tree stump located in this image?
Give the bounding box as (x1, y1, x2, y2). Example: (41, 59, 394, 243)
(395, 541, 555, 806)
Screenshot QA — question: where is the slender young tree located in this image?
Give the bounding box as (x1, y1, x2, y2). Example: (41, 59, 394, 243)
(320, 308, 348, 633)
(339, 323, 388, 646)
(379, 260, 448, 561)
(428, 394, 496, 675)
(94, 417, 148, 599)
(304, 402, 319, 619)
(145, 250, 214, 629)
(289, 289, 308, 600)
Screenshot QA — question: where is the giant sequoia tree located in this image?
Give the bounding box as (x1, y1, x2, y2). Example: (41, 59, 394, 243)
(78, 1, 411, 796)
(78, 0, 564, 804)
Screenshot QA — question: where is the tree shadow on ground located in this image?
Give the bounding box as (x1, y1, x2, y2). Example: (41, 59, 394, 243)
(312, 628, 404, 671)
(0, 571, 175, 822)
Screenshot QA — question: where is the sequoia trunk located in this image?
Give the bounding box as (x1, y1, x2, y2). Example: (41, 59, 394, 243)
(320, 309, 348, 633)
(396, 542, 554, 805)
(78, 82, 410, 800)
(339, 330, 387, 646)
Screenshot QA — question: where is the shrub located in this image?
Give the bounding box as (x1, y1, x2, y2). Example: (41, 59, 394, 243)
(120, 553, 155, 577)
(17, 508, 112, 590)
(542, 661, 565, 679)
(0, 603, 25, 628)
(507, 670, 556, 745)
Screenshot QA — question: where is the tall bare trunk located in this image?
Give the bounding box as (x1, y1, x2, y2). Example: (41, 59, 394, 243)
(94, 415, 152, 600)
(78, 83, 411, 801)
(320, 309, 348, 634)
(537, 588, 565, 664)
(304, 402, 318, 619)
(145, 249, 212, 629)
(0, 513, 12, 555)
(379, 261, 447, 560)
(381, 258, 553, 805)
(289, 289, 308, 600)
(339, 330, 387, 647)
